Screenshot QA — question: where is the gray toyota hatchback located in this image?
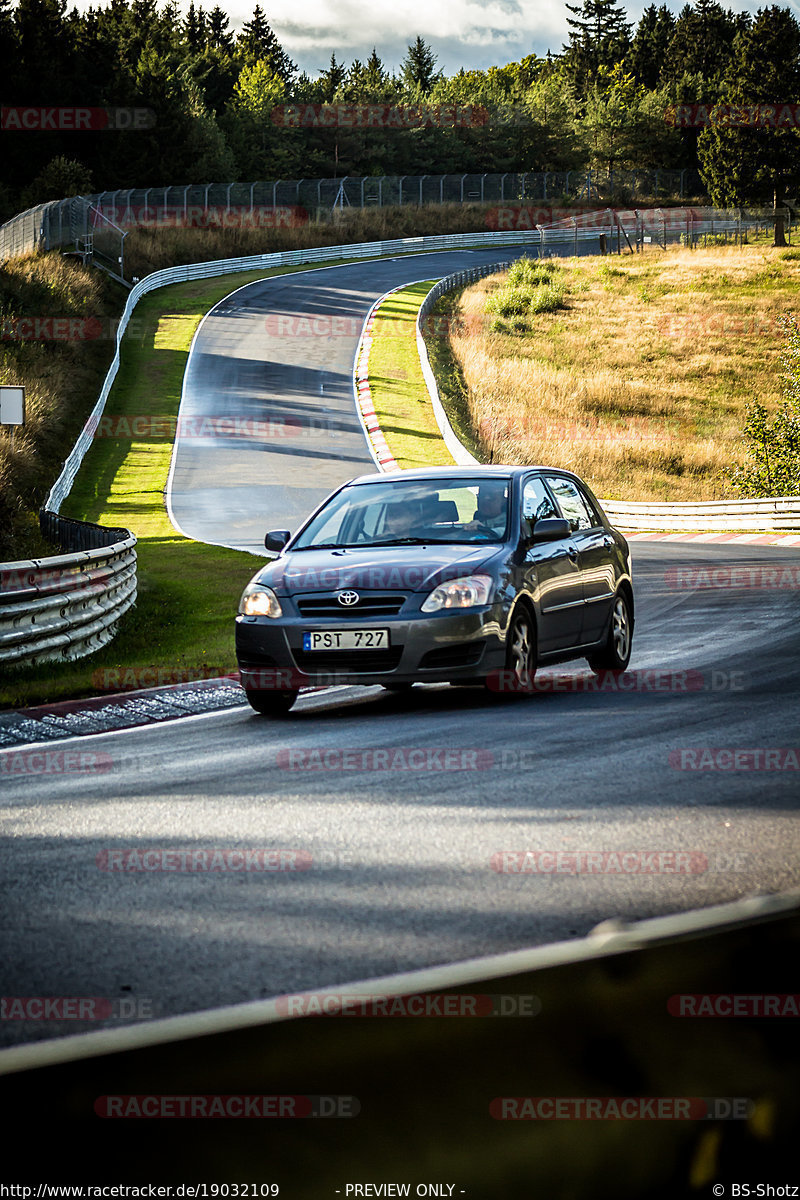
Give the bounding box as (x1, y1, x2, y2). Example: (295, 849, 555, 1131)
(235, 465, 633, 715)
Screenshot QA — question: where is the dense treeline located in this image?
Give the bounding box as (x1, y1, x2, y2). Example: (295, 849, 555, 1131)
(0, 0, 799, 221)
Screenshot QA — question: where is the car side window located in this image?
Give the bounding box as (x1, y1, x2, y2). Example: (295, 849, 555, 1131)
(522, 477, 558, 536)
(576, 483, 605, 529)
(544, 476, 594, 532)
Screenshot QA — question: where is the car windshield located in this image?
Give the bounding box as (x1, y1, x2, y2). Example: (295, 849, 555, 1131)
(291, 477, 511, 549)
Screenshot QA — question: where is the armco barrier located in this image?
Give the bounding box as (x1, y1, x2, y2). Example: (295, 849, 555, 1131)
(0, 890, 797, 1191)
(599, 495, 800, 532)
(0, 513, 136, 666)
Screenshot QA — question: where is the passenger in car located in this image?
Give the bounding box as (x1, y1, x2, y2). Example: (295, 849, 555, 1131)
(466, 485, 507, 535)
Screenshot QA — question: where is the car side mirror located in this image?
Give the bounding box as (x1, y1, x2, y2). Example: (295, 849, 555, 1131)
(531, 517, 571, 542)
(265, 530, 291, 553)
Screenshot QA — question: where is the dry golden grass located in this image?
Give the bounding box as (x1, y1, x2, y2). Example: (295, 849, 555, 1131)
(123, 202, 504, 279)
(450, 243, 795, 500)
(0, 253, 122, 558)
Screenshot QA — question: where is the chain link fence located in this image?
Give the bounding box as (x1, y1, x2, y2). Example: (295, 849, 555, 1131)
(0, 169, 704, 267)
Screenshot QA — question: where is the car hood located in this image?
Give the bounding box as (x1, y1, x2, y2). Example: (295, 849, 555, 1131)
(257, 544, 503, 594)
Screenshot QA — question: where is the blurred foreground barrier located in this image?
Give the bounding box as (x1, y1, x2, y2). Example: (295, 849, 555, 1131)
(0, 890, 797, 1195)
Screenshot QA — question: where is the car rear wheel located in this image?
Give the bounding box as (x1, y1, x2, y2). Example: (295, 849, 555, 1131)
(245, 689, 298, 716)
(587, 592, 632, 673)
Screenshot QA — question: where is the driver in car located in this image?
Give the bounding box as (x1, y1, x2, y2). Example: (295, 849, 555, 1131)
(382, 500, 425, 537)
(465, 485, 507, 535)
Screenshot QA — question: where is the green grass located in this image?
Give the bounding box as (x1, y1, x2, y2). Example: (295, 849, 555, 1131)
(367, 282, 455, 469)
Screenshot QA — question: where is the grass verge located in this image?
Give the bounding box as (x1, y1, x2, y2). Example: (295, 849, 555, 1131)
(447, 243, 799, 501)
(366, 282, 455, 470)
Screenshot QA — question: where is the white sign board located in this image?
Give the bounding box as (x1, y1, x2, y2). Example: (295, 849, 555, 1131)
(0, 386, 25, 425)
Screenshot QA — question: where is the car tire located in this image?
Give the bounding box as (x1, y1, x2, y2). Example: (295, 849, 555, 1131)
(245, 689, 298, 716)
(587, 591, 633, 673)
(498, 605, 537, 693)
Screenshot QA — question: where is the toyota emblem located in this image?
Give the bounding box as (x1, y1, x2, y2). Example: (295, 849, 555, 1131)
(337, 590, 360, 606)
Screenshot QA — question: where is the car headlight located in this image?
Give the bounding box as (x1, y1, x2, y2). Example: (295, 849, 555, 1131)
(238, 583, 283, 618)
(421, 574, 493, 613)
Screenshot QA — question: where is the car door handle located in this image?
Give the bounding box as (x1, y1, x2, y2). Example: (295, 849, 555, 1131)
(603, 536, 614, 549)
(567, 546, 579, 561)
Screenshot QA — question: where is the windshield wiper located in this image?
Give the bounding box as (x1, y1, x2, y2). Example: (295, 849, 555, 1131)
(364, 537, 459, 546)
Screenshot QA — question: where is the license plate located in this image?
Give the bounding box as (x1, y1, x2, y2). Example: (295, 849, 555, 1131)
(303, 629, 390, 651)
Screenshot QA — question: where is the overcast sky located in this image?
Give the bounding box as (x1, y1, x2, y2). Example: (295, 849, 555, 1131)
(67, 0, 784, 76)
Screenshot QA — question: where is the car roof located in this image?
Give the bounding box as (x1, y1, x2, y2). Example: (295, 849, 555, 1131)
(346, 465, 580, 486)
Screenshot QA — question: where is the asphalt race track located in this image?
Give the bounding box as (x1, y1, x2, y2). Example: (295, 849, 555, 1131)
(1, 543, 799, 1048)
(168, 247, 537, 550)
(1, 248, 799, 1050)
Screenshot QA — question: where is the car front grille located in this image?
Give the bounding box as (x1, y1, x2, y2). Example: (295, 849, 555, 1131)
(292, 648, 403, 672)
(294, 593, 408, 618)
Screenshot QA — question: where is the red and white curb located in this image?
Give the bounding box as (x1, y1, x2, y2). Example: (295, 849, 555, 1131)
(625, 531, 800, 546)
(354, 286, 408, 472)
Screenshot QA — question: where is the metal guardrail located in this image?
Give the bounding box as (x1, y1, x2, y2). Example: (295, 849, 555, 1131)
(599, 496, 800, 532)
(0, 513, 136, 667)
(417, 264, 500, 466)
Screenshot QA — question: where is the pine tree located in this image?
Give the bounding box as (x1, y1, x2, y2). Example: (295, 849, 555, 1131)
(563, 0, 632, 92)
(400, 36, 440, 93)
(698, 5, 800, 208)
(319, 53, 345, 101)
(628, 4, 675, 89)
(207, 6, 232, 49)
(364, 47, 388, 93)
(237, 6, 295, 82)
(662, 0, 742, 85)
(185, 2, 208, 52)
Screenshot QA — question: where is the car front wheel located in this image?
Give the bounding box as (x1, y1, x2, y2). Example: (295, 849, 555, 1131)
(500, 606, 537, 693)
(587, 592, 632, 673)
(245, 689, 299, 716)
